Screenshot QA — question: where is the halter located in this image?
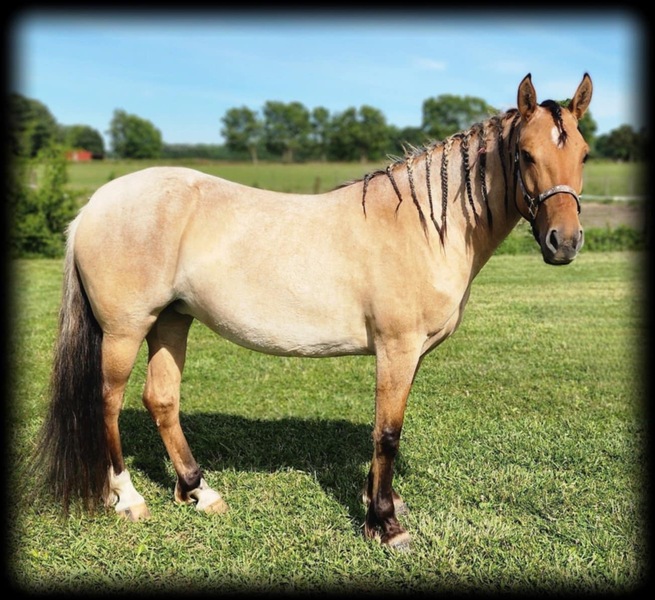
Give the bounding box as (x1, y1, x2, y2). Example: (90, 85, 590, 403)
(513, 148, 581, 222)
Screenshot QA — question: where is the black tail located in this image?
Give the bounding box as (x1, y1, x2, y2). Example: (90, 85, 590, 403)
(32, 218, 110, 513)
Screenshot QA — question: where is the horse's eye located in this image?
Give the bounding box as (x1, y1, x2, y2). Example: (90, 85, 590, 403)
(582, 153, 589, 164)
(521, 150, 534, 164)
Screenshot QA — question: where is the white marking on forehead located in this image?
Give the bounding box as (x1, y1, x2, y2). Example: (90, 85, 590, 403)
(551, 125, 563, 148)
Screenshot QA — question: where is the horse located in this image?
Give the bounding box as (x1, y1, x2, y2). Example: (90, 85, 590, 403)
(34, 73, 592, 550)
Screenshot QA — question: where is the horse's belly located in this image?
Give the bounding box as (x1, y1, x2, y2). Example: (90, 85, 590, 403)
(174, 292, 372, 358)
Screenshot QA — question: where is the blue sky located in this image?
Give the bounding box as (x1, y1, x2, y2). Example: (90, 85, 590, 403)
(10, 8, 646, 148)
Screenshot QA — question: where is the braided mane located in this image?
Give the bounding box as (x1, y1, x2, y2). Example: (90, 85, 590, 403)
(337, 108, 523, 245)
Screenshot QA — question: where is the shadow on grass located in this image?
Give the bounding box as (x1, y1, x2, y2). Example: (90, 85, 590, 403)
(118, 408, 408, 524)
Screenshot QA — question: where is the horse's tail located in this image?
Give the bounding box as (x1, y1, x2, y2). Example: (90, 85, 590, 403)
(33, 215, 110, 513)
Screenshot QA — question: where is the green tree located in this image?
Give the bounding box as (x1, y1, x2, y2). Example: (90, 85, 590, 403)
(595, 124, 645, 161)
(328, 105, 390, 162)
(108, 109, 163, 159)
(422, 94, 496, 140)
(10, 144, 78, 257)
(9, 93, 58, 158)
(263, 101, 311, 162)
(221, 106, 263, 164)
(309, 106, 331, 161)
(60, 124, 105, 157)
(389, 125, 429, 154)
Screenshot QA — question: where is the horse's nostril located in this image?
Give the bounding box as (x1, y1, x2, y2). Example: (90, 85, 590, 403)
(548, 229, 559, 251)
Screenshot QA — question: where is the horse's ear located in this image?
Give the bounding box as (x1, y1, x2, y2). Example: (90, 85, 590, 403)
(517, 73, 537, 121)
(569, 73, 593, 120)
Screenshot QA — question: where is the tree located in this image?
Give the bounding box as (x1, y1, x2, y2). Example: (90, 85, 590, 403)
(422, 94, 496, 141)
(221, 106, 263, 164)
(263, 101, 311, 162)
(108, 109, 163, 159)
(595, 124, 646, 161)
(328, 105, 390, 162)
(390, 125, 430, 153)
(60, 124, 105, 157)
(309, 106, 331, 161)
(10, 143, 78, 257)
(9, 93, 58, 158)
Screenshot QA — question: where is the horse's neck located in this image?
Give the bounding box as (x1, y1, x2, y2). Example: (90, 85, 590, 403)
(391, 113, 523, 271)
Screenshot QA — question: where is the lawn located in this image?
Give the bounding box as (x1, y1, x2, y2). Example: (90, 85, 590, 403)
(7, 251, 647, 593)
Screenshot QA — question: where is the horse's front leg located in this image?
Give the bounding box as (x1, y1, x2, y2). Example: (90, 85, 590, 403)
(364, 340, 421, 550)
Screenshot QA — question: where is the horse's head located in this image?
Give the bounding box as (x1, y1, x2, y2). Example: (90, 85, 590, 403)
(514, 73, 593, 265)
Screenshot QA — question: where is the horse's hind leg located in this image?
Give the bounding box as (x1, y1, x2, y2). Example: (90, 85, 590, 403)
(143, 306, 228, 514)
(102, 333, 152, 521)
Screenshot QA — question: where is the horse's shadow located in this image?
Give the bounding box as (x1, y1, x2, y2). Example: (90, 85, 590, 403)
(119, 408, 403, 523)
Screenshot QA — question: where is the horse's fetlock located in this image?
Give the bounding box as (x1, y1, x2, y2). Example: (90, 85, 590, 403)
(177, 467, 203, 496)
(375, 426, 401, 457)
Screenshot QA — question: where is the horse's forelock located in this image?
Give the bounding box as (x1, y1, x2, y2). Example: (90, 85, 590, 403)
(540, 99, 568, 146)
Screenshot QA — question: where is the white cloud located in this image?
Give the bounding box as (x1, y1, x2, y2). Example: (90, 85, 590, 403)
(414, 57, 447, 71)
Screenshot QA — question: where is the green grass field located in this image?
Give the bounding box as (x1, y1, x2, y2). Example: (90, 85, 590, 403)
(63, 157, 644, 200)
(8, 251, 646, 593)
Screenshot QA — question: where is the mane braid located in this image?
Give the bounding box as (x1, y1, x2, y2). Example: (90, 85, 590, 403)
(475, 123, 492, 228)
(424, 146, 445, 243)
(361, 172, 376, 217)
(494, 117, 510, 212)
(385, 165, 404, 213)
(460, 131, 480, 225)
(508, 111, 521, 207)
(440, 136, 453, 241)
(406, 157, 429, 237)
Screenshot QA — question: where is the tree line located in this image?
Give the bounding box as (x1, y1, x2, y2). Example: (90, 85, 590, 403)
(6, 90, 647, 259)
(9, 91, 648, 164)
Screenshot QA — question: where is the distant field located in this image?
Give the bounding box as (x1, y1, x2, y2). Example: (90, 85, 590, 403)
(65, 159, 384, 197)
(65, 158, 645, 201)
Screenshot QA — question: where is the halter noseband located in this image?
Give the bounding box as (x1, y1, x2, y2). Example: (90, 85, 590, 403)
(513, 148, 581, 222)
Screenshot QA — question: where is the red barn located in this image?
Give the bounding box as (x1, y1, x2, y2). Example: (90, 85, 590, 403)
(66, 149, 93, 162)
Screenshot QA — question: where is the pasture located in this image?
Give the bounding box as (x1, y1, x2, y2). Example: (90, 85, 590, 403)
(64, 157, 645, 199)
(8, 251, 646, 593)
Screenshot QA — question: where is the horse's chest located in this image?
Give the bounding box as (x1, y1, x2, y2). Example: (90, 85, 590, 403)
(420, 282, 472, 355)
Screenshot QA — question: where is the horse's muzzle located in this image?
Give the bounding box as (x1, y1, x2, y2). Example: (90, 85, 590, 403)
(541, 226, 584, 265)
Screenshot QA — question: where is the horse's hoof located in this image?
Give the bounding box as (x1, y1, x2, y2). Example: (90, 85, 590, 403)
(385, 530, 411, 551)
(118, 503, 151, 522)
(201, 497, 229, 515)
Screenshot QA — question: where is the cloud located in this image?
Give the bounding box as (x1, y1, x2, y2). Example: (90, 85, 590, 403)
(414, 57, 447, 71)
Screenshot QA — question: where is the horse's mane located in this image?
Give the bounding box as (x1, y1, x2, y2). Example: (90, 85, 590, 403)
(334, 108, 521, 242)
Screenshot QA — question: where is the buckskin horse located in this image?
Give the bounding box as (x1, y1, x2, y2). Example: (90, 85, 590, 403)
(35, 73, 592, 549)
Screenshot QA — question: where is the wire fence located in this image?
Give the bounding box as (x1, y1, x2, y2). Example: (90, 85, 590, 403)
(580, 194, 645, 202)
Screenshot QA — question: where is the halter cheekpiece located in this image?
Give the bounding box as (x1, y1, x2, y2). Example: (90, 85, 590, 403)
(513, 148, 581, 221)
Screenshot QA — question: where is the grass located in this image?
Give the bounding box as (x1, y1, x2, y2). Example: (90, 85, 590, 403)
(7, 252, 647, 594)
(64, 159, 388, 198)
(63, 157, 645, 200)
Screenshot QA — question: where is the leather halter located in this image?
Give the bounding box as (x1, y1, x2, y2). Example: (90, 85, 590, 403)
(513, 148, 581, 222)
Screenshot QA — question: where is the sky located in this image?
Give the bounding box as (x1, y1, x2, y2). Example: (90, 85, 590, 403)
(9, 8, 647, 149)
